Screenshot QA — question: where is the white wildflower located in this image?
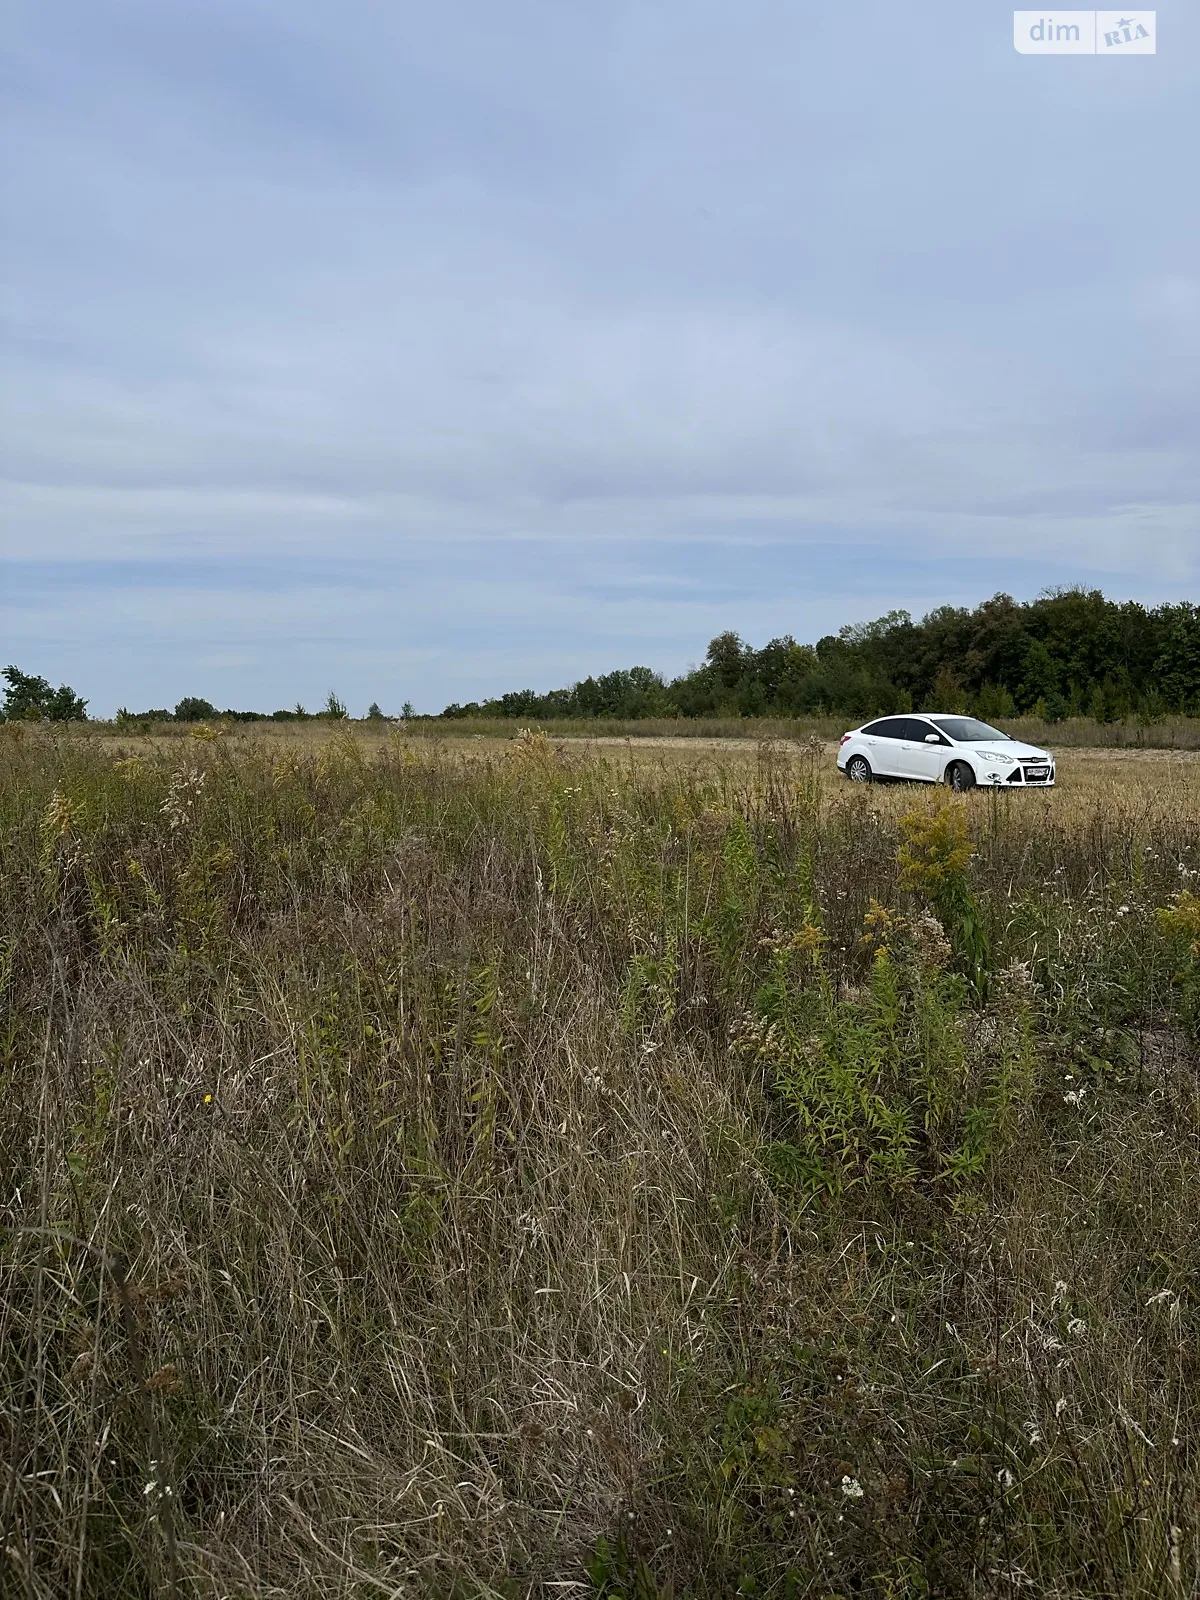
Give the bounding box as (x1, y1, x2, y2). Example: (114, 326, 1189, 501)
(1146, 1289, 1179, 1311)
(840, 1475, 864, 1498)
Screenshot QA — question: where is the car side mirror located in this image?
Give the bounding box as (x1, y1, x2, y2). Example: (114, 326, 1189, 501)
(924, 733, 940, 743)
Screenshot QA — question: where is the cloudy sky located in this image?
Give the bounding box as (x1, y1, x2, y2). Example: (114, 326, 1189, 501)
(2, 1, 1197, 715)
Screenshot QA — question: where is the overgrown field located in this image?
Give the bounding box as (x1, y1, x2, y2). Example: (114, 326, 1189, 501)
(91, 712, 1200, 752)
(2, 728, 1198, 1599)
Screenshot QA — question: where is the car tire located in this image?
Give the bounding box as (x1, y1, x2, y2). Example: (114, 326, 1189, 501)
(946, 761, 975, 793)
(846, 754, 872, 783)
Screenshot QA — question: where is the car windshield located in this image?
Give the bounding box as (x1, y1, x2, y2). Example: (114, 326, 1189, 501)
(929, 717, 1012, 744)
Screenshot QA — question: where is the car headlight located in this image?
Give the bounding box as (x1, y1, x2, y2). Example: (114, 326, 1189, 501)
(982, 751, 1016, 764)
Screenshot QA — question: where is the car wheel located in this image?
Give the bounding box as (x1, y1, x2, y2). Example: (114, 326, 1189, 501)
(947, 761, 975, 793)
(846, 754, 872, 783)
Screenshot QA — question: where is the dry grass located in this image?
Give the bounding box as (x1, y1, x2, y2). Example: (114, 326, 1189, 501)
(1, 725, 1197, 1599)
(91, 712, 1200, 753)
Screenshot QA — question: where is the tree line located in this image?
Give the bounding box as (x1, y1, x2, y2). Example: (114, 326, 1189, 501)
(441, 590, 1200, 723)
(4, 590, 1198, 726)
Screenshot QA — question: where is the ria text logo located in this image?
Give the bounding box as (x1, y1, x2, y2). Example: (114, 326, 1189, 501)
(1014, 11, 1156, 53)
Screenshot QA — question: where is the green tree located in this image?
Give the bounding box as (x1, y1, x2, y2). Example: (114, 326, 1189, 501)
(174, 696, 217, 722)
(1018, 638, 1059, 709)
(1153, 605, 1200, 713)
(323, 691, 348, 720)
(1088, 680, 1122, 724)
(705, 631, 746, 689)
(974, 682, 1016, 720)
(927, 665, 969, 713)
(1, 666, 87, 722)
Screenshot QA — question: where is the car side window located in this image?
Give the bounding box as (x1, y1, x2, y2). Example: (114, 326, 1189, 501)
(866, 718, 906, 739)
(905, 718, 948, 744)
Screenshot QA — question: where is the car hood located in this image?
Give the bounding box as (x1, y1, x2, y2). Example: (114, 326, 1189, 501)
(964, 741, 1051, 762)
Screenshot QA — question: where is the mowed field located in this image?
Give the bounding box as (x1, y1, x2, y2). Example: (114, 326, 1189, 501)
(2, 724, 1198, 1599)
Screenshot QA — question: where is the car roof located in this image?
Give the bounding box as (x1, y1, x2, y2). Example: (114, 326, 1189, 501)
(853, 714, 1009, 732)
(856, 713, 946, 724)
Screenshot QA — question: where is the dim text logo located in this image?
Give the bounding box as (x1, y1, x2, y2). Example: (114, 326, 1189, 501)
(1013, 11, 1156, 53)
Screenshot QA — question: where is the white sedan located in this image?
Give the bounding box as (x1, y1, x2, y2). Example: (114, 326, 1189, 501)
(837, 714, 1055, 791)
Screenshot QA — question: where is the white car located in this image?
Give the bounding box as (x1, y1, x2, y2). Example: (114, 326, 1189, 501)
(837, 714, 1055, 791)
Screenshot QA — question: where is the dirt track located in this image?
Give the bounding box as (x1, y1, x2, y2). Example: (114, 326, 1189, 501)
(557, 736, 1200, 762)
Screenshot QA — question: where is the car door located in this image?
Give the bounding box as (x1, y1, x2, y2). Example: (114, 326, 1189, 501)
(899, 718, 950, 781)
(860, 717, 908, 776)
(884, 717, 926, 781)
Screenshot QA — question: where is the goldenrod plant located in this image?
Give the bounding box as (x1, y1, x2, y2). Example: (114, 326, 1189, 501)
(1158, 888, 1200, 1039)
(897, 797, 992, 998)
